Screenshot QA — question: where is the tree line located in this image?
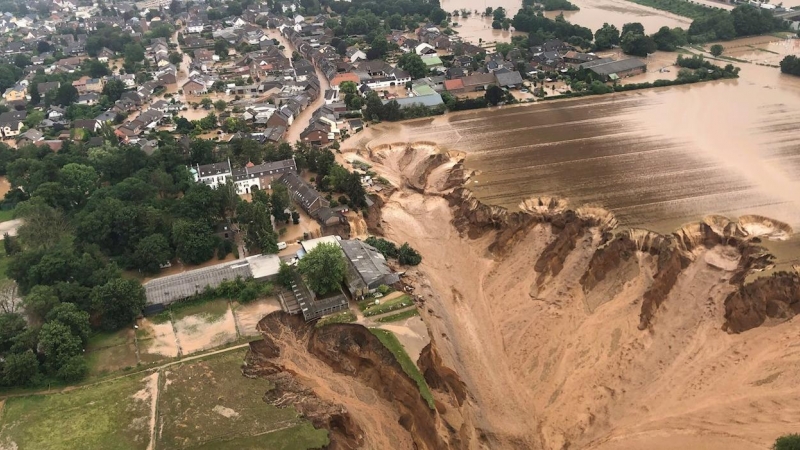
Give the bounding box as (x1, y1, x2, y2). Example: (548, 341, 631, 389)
(0, 135, 369, 389)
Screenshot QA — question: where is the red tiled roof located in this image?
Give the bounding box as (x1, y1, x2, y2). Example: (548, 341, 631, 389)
(444, 79, 464, 91)
(330, 72, 360, 87)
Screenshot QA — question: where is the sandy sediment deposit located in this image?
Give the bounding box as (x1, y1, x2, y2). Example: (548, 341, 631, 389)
(244, 141, 800, 449)
(365, 142, 799, 449)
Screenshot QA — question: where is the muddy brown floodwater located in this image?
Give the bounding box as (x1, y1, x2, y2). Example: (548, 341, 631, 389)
(441, 0, 691, 35)
(352, 59, 800, 269)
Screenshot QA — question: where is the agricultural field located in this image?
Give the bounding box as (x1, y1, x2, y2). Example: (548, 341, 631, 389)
(0, 350, 328, 450)
(0, 374, 156, 450)
(84, 329, 139, 377)
(157, 350, 328, 449)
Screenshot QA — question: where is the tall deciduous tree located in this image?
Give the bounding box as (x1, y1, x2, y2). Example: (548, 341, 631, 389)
(297, 243, 346, 296)
(91, 278, 146, 330)
(133, 234, 172, 274)
(397, 52, 427, 79)
(172, 219, 216, 265)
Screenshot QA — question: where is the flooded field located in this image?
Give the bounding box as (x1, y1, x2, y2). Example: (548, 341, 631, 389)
(543, 0, 691, 33)
(442, 0, 691, 36)
(352, 57, 800, 269)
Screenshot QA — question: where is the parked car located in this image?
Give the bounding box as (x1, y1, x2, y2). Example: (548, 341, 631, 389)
(277, 241, 287, 250)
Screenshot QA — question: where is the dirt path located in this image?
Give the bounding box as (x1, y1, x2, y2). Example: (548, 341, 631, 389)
(144, 373, 159, 450)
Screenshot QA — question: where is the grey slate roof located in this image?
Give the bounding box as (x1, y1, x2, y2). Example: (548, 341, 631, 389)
(340, 240, 399, 291)
(144, 260, 253, 305)
(386, 93, 443, 108)
(495, 70, 523, 87)
(579, 58, 646, 76)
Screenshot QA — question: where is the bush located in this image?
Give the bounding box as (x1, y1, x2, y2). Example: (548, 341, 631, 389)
(774, 434, 800, 450)
(365, 236, 398, 258)
(398, 243, 422, 266)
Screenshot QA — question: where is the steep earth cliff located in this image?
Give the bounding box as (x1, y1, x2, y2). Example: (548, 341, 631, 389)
(244, 312, 469, 449)
(358, 142, 800, 450)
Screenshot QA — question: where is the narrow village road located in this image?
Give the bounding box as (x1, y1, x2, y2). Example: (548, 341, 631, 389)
(285, 64, 330, 144)
(265, 29, 331, 144)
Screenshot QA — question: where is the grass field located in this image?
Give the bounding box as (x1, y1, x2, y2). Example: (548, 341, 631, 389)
(170, 298, 230, 322)
(363, 294, 413, 317)
(376, 308, 419, 323)
(0, 375, 154, 450)
(189, 423, 329, 450)
(0, 209, 14, 223)
(315, 310, 356, 328)
(1, 349, 329, 450)
(85, 329, 139, 376)
(369, 329, 435, 410)
(157, 350, 328, 449)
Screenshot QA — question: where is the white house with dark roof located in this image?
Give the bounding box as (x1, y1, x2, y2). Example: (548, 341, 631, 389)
(193, 158, 297, 193)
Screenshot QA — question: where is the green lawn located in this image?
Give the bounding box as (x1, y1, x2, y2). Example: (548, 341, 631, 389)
(0, 375, 153, 450)
(376, 308, 419, 323)
(85, 329, 139, 376)
(0, 209, 14, 223)
(157, 350, 327, 449)
(363, 294, 413, 317)
(369, 329, 435, 410)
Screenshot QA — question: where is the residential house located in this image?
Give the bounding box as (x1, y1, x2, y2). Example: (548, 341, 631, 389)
(494, 70, 524, 89)
(3, 85, 26, 103)
(278, 171, 329, 219)
(563, 51, 598, 65)
(37, 81, 60, 96)
(345, 47, 367, 63)
(16, 128, 44, 146)
(193, 160, 232, 189)
(230, 158, 297, 194)
(77, 92, 100, 105)
(460, 73, 496, 91)
(73, 119, 101, 133)
(182, 79, 207, 95)
(443, 78, 465, 94)
(0, 111, 26, 138)
(97, 47, 115, 63)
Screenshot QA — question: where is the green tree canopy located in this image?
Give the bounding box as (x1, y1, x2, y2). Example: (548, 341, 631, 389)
(397, 52, 427, 79)
(46, 302, 91, 345)
(91, 278, 146, 330)
(594, 23, 620, 50)
(485, 85, 504, 106)
(133, 233, 172, 274)
(172, 219, 216, 265)
(773, 434, 800, 450)
(297, 243, 346, 296)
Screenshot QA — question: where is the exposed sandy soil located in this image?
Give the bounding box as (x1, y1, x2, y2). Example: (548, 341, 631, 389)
(232, 297, 282, 336)
(134, 373, 159, 450)
(174, 307, 238, 355)
(355, 142, 800, 449)
(376, 316, 431, 364)
(0, 176, 10, 199)
(253, 317, 419, 449)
